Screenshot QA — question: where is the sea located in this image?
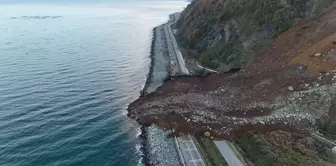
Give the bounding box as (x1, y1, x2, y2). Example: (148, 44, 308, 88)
(0, 1, 188, 166)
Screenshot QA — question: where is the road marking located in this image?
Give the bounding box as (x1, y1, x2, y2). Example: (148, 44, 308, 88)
(178, 136, 205, 166)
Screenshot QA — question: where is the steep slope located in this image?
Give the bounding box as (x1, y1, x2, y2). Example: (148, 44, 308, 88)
(128, 5, 336, 138)
(175, 0, 334, 71)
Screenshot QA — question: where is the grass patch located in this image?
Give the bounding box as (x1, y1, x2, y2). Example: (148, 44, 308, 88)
(234, 133, 278, 166)
(198, 42, 248, 72)
(313, 140, 336, 163)
(176, 0, 334, 71)
(196, 137, 228, 166)
(316, 116, 336, 140)
(235, 132, 336, 166)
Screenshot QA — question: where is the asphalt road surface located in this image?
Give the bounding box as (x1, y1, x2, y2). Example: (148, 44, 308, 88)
(214, 140, 245, 166)
(164, 23, 181, 76)
(164, 13, 189, 76)
(176, 135, 206, 166)
(165, 13, 204, 166)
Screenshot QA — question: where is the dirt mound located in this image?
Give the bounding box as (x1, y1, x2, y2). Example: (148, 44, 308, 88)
(291, 33, 336, 75)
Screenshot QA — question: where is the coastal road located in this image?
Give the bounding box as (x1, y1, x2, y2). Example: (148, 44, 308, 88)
(176, 135, 206, 166)
(214, 140, 246, 166)
(164, 22, 181, 76)
(164, 13, 205, 166)
(164, 13, 190, 75)
(165, 12, 246, 166)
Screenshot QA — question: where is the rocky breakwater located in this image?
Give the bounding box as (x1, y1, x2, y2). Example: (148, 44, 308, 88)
(128, 7, 336, 139)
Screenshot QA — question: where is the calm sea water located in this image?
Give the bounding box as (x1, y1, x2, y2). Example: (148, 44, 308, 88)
(0, 2, 187, 165)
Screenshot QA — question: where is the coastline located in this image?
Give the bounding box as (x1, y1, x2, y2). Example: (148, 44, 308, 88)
(138, 25, 181, 166)
(142, 27, 160, 95)
(138, 27, 156, 166)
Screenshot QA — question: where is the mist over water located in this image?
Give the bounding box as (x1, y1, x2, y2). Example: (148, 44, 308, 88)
(0, 1, 187, 165)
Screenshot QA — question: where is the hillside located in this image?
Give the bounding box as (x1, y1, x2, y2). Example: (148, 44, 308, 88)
(128, 0, 336, 165)
(175, 0, 334, 71)
(129, 0, 336, 139)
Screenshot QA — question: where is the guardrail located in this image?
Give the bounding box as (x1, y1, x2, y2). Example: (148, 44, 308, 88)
(311, 133, 336, 146)
(196, 61, 219, 73)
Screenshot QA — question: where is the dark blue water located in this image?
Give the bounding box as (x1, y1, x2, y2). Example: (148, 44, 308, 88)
(0, 2, 187, 165)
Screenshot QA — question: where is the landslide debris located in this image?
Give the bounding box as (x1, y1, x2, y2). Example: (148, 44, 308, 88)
(128, 7, 336, 138)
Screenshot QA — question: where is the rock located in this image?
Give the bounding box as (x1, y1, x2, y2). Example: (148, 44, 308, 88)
(204, 131, 211, 137)
(315, 53, 323, 57)
(288, 86, 294, 91)
(304, 84, 310, 88)
(332, 146, 336, 155)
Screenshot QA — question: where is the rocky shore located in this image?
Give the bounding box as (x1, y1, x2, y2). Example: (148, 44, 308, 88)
(138, 25, 182, 166)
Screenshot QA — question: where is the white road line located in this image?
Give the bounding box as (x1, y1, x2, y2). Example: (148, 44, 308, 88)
(187, 135, 205, 166)
(174, 137, 186, 166)
(185, 148, 197, 151)
(185, 139, 195, 162)
(177, 136, 206, 166)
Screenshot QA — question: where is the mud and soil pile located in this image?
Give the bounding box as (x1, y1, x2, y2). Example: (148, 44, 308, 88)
(128, 7, 336, 139)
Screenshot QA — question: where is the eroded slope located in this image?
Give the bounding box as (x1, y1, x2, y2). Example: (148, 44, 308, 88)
(128, 8, 336, 138)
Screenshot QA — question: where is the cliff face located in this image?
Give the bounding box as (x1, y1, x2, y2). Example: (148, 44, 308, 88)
(175, 0, 334, 71)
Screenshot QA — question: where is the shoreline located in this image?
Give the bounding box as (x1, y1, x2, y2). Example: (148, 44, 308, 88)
(135, 13, 208, 166)
(138, 27, 156, 166)
(138, 24, 180, 165)
(142, 27, 160, 95)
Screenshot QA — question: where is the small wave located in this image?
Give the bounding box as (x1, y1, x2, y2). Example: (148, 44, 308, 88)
(10, 16, 63, 20)
(136, 127, 142, 138)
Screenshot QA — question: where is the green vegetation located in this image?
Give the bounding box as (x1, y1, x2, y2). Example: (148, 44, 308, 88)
(176, 0, 333, 71)
(234, 133, 278, 166)
(316, 116, 336, 140)
(199, 42, 249, 71)
(194, 69, 213, 77)
(234, 132, 336, 166)
(332, 40, 336, 45)
(196, 137, 228, 166)
(313, 140, 336, 163)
